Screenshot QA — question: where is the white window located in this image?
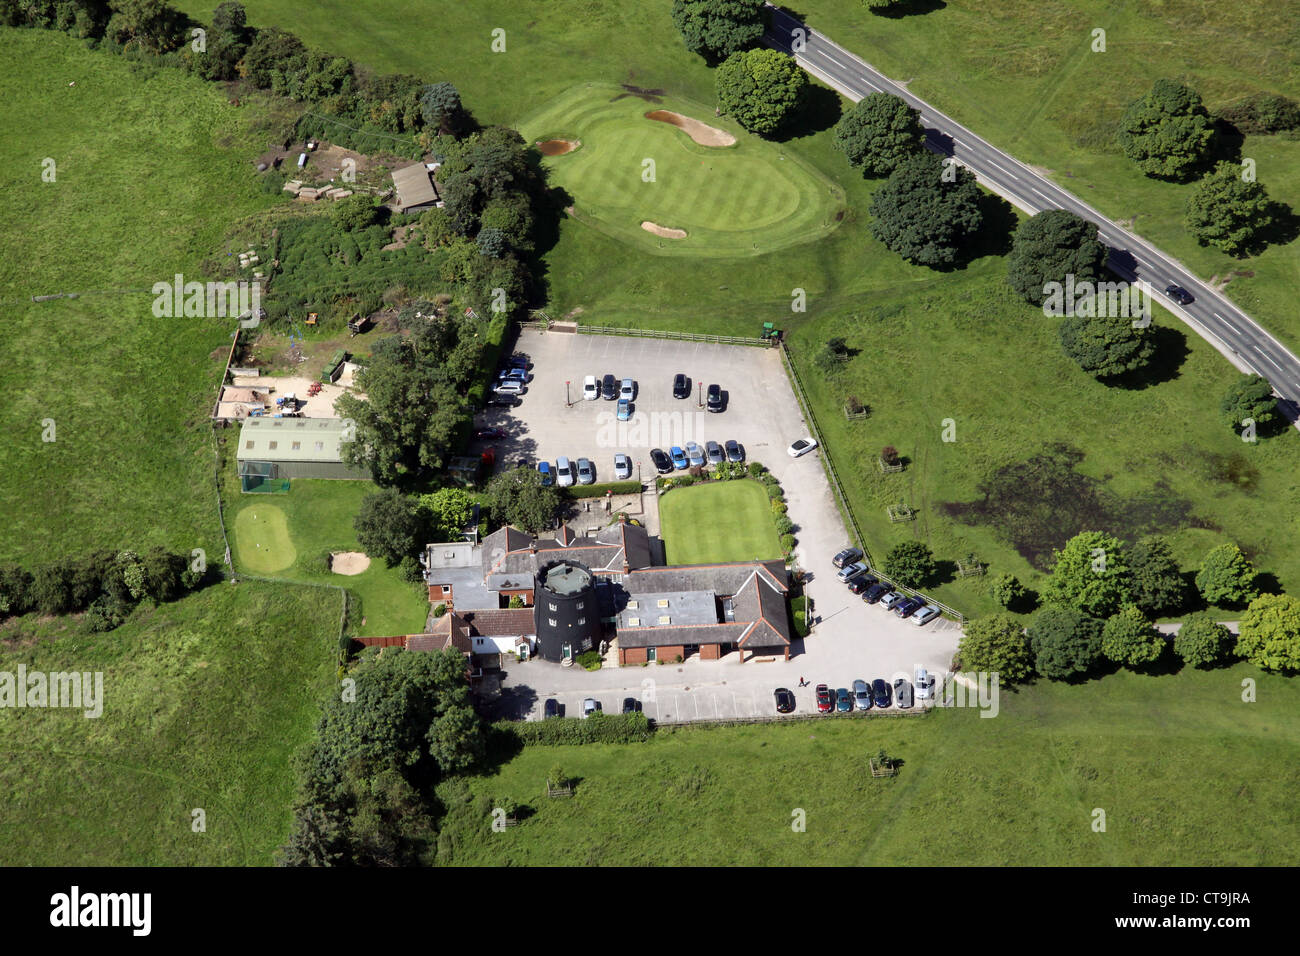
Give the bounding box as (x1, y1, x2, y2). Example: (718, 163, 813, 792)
(578, 617, 586, 625)
(548, 618, 557, 627)
(549, 603, 557, 612)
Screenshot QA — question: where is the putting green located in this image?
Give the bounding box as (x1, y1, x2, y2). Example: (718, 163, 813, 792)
(233, 504, 297, 574)
(522, 85, 844, 257)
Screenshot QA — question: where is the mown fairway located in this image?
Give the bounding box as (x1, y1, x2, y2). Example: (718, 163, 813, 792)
(437, 663, 1300, 866)
(658, 480, 783, 565)
(0, 582, 338, 865)
(521, 85, 842, 256)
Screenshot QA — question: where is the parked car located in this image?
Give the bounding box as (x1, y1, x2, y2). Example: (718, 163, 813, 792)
(670, 446, 688, 470)
(1164, 284, 1194, 305)
(486, 393, 518, 408)
(879, 591, 906, 611)
(555, 456, 575, 488)
(894, 679, 914, 709)
(497, 367, 528, 383)
(620, 378, 635, 401)
(493, 379, 525, 396)
(837, 561, 869, 583)
(847, 574, 877, 595)
(774, 688, 796, 714)
(915, 667, 933, 701)
(622, 697, 639, 714)
(576, 458, 595, 484)
(536, 460, 554, 486)
(835, 687, 853, 713)
(788, 437, 818, 458)
(613, 453, 632, 481)
(871, 679, 892, 708)
(673, 373, 691, 399)
(544, 698, 560, 719)
(650, 448, 673, 474)
(583, 375, 599, 400)
(705, 440, 724, 465)
(852, 679, 872, 712)
(706, 383, 723, 412)
(725, 439, 743, 462)
(832, 547, 864, 569)
(617, 398, 632, 421)
(913, 604, 942, 627)
(815, 683, 833, 713)
(686, 441, 705, 467)
(582, 698, 601, 718)
(862, 582, 890, 604)
(506, 354, 529, 371)
(476, 427, 507, 440)
(601, 374, 617, 400)
(895, 595, 926, 619)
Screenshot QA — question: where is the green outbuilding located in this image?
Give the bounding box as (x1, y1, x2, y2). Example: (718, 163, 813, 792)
(236, 417, 370, 483)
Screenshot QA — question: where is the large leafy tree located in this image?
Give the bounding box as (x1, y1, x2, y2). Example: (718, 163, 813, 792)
(715, 48, 808, 136)
(1185, 162, 1275, 256)
(486, 466, 561, 535)
(354, 488, 427, 567)
(1235, 594, 1300, 672)
(869, 152, 983, 267)
(1041, 531, 1132, 618)
(832, 92, 925, 176)
(105, 0, 187, 53)
(1007, 209, 1108, 306)
(882, 540, 936, 588)
(1195, 544, 1258, 607)
(1219, 373, 1278, 434)
(419, 81, 467, 136)
(1128, 535, 1186, 616)
(1058, 314, 1155, 379)
(1173, 612, 1234, 668)
(958, 614, 1033, 683)
(1101, 605, 1165, 668)
(418, 487, 476, 542)
(1027, 605, 1102, 680)
(1116, 78, 1216, 180)
(987, 572, 1028, 611)
(671, 0, 768, 62)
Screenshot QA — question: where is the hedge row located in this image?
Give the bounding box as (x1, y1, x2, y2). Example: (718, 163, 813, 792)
(563, 480, 643, 499)
(496, 712, 652, 745)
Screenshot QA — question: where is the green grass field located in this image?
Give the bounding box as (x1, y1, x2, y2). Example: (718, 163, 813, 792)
(521, 85, 842, 256)
(0, 581, 338, 865)
(658, 480, 783, 565)
(437, 663, 1300, 866)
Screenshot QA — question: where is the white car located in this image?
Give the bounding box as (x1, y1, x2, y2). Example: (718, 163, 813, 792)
(582, 375, 599, 400)
(915, 667, 933, 701)
(613, 453, 632, 480)
(582, 698, 601, 718)
(620, 378, 635, 401)
(788, 437, 818, 458)
(493, 379, 525, 396)
(555, 456, 575, 488)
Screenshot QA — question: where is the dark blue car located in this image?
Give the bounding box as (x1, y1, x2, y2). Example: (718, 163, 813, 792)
(871, 679, 892, 709)
(895, 596, 926, 619)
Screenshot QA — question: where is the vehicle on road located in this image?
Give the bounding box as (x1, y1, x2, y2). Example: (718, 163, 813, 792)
(915, 668, 933, 702)
(583, 375, 599, 400)
(706, 383, 723, 412)
(601, 374, 617, 400)
(620, 378, 635, 401)
(673, 373, 691, 399)
(705, 440, 724, 465)
(837, 561, 869, 583)
(506, 354, 529, 371)
(670, 446, 688, 470)
(880, 591, 906, 611)
(576, 458, 595, 484)
(544, 698, 559, 719)
(871, 679, 892, 709)
(894, 679, 913, 709)
(651, 448, 673, 474)
(536, 461, 553, 486)
(832, 547, 864, 569)
(913, 604, 942, 626)
(774, 688, 796, 714)
(852, 679, 872, 712)
(835, 687, 853, 713)
(862, 583, 890, 604)
(725, 439, 743, 462)
(493, 379, 525, 396)
(847, 574, 876, 595)
(1164, 284, 1194, 305)
(582, 698, 601, 718)
(476, 427, 507, 440)
(555, 456, 574, 488)
(497, 367, 528, 383)
(815, 683, 833, 713)
(613, 453, 632, 481)
(788, 437, 818, 458)
(895, 595, 926, 619)
(617, 398, 632, 421)
(686, 441, 705, 467)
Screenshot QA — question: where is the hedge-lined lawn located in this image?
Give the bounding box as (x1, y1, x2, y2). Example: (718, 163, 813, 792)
(520, 84, 843, 257)
(228, 479, 429, 638)
(658, 480, 783, 565)
(0, 581, 338, 865)
(436, 663, 1300, 866)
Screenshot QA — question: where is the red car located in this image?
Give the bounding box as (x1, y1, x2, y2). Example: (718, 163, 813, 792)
(815, 683, 833, 714)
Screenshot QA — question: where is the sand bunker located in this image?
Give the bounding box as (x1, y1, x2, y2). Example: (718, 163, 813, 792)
(537, 139, 579, 156)
(331, 551, 371, 575)
(641, 221, 687, 239)
(645, 110, 736, 147)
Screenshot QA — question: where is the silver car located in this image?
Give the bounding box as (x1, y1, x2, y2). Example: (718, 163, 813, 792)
(613, 453, 632, 480)
(576, 458, 595, 484)
(913, 604, 942, 626)
(852, 679, 872, 711)
(620, 378, 635, 401)
(705, 440, 725, 465)
(555, 456, 575, 488)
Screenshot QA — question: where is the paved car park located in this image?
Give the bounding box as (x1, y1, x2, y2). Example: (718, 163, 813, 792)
(481, 329, 962, 722)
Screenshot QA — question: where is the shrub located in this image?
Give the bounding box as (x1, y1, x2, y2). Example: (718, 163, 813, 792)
(1174, 612, 1234, 668)
(433, 603, 447, 618)
(780, 533, 796, 553)
(773, 514, 794, 536)
(882, 541, 936, 588)
(564, 480, 643, 499)
(771, 500, 787, 516)
(399, 555, 424, 583)
(84, 594, 130, 633)
(747, 461, 766, 477)
(988, 573, 1027, 610)
(765, 482, 784, 501)
(307, 550, 333, 575)
(576, 650, 602, 671)
(1100, 605, 1165, 668)
(502, 713, 652, 746)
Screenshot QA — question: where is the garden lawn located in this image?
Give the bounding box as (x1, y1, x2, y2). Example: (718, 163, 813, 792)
(0, 581, 338, 865)
(658, 480, 782, 565)
(435, 663, 1300, 866)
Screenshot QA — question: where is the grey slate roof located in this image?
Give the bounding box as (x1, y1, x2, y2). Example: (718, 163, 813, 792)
(624, 560, 788, 598)
(615, 622, 749, 649)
